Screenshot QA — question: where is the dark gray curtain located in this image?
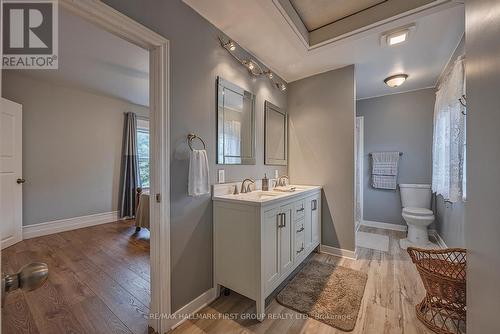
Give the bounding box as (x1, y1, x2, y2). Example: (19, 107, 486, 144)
(120, 112, 139, 218)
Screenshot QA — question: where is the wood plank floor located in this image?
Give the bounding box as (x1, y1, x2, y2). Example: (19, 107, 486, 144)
(2, 220, 150, 334)
(171, 226, 435, 334)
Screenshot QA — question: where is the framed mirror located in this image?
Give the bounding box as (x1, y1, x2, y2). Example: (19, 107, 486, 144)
(217, 77, 256, 165)
(264, 101, 287, 165)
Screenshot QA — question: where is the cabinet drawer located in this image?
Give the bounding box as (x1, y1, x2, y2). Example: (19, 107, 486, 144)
(295, 218, 305, 234)
(295, 230, 305, 258)
(294, 200, 305, 220)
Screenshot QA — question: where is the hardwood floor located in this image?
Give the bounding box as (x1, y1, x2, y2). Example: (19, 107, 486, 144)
(3, 224, 435, 334)
(171, 226, 435, 334)
(2, 220, 150, 334)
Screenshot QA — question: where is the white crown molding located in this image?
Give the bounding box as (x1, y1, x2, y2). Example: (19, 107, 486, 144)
(273, 0, 459, 51)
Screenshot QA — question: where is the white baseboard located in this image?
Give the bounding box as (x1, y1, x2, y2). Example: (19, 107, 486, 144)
(167, 288, 218, 331)
(320, 244, 357, 260)
(429, 229, 448, 248)
(23, 211, 121, 239)
(361, 220, 408, 232)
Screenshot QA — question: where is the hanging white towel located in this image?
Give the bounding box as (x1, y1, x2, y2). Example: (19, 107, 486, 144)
(188, 149, 210, 196)
(371, 151, 400, 190)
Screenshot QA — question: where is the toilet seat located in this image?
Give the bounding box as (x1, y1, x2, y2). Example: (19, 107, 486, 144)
(403, 207, 433, 217)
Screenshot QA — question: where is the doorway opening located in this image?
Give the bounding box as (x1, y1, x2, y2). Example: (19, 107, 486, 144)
(0, 1, 170, 333)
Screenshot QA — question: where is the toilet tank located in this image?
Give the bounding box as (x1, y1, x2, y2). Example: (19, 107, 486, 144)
(399, 184, 432, 208)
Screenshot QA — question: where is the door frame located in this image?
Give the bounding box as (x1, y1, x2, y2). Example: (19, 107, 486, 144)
(58, 1, 171, 332)
(355, 116, 364, 231)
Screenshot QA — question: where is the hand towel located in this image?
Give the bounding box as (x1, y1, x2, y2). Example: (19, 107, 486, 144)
(371, 151, 400, 190)
(188, 149, 210, 196)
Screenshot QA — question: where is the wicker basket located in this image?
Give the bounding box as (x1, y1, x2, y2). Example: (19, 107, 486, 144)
(407, 247, 466, 334)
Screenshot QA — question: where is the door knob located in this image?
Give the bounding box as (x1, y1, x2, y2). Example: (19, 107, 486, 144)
(2, 262, 48, 308)
(16, 178, 25, 184)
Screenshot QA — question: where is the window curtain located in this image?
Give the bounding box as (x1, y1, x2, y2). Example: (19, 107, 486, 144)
(432, 57, 466, 202)
(120, 112, 140, 218)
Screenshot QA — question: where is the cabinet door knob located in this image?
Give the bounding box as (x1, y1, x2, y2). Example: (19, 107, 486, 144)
(17, 178, 26, 184)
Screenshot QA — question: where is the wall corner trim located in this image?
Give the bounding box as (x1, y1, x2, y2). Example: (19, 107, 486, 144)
(22, 211, 121, 239)
(361, 220, 408, 232)
(320, 244, 357, 260)
(167, 288, 218, 331)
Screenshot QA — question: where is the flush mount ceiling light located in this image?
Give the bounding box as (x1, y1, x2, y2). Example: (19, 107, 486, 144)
(218, 36, 287, 93)
(381, 24, 416, 47)
(384, 74, 408, 88)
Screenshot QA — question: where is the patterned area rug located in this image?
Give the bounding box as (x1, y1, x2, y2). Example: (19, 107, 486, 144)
(276, 260, 367, 331)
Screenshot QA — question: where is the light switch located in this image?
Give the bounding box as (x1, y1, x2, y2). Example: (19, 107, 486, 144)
(218, 169, 225, 184)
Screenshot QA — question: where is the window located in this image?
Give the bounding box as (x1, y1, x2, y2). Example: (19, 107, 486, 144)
(137, 119, 150, 188)
(432, 57, 466, 203)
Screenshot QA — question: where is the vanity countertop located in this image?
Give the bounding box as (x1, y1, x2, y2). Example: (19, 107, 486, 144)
(212, 185, 321, 206)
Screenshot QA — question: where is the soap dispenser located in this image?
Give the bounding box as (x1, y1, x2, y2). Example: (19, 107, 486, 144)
(262, 174, 269, 191)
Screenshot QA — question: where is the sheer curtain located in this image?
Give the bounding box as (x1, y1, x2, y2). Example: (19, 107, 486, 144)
(432, 57, 466, 202)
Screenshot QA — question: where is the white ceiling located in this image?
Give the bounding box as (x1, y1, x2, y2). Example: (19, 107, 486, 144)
(14, 8, 149, 107)
(184, 0, 464, 99)
(289, 0, 387, 31)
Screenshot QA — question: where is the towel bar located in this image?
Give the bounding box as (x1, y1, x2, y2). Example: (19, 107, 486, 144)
(369, 152, 403, 156)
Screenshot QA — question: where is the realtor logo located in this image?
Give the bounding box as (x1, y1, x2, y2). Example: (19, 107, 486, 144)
(2, 0, 58, 69)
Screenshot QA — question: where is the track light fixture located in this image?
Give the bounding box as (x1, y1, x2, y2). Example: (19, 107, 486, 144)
(219, 36, 287, 93)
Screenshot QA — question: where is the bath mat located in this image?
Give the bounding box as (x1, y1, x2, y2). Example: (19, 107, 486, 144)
(356, 231, 389, 252)
(276, 260, 367, 331)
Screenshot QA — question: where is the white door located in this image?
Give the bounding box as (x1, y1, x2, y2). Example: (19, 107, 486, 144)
(1, 98, 23, 249)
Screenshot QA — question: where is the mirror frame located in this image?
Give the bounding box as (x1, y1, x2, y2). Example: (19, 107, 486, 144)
(216, 76, 256, 165)
(264, 101, 288, 166)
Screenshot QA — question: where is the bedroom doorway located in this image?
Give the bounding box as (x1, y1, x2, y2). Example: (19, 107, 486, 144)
(0, 1, 170, 333)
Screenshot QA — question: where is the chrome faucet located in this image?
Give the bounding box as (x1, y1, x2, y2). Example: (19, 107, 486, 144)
(277, 175, 289, 187)
(241, 178, 255, 193)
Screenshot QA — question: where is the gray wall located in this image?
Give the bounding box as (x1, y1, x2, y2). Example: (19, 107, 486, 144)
(102, 0, 287, 312)
(465, 0, 500, 332)
(434, 197, 464, 247)
(2, 72, 148, 226)
(434, 35, 465, 248)
(288, 66, 356, 251)
(356, 88, 435, 225)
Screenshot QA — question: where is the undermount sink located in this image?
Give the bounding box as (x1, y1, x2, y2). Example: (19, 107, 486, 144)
(239, 191, 282, 200)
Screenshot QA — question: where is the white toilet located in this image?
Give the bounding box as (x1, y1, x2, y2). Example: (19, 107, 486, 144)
(399, 184, 435, 248)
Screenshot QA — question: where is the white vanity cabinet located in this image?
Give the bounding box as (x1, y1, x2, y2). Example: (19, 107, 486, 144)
(213, 186, 321, 320)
